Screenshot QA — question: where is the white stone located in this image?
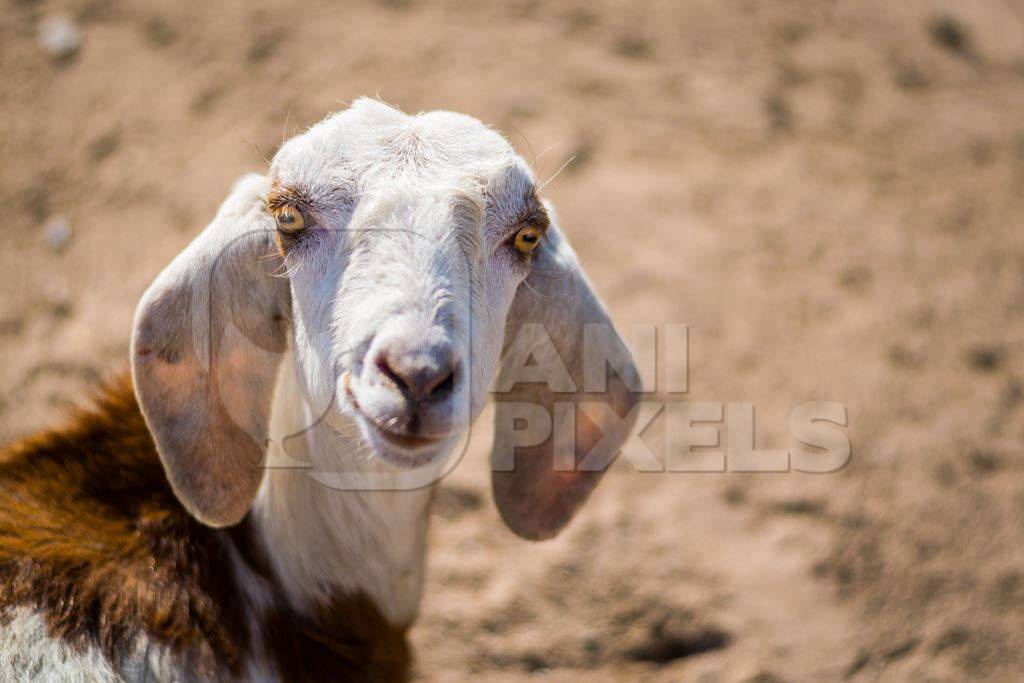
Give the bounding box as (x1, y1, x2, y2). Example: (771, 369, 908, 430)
(43, 216, 72, 252)
(38, 15, 82, 60)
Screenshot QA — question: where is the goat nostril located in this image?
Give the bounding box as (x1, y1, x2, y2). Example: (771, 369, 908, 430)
(425, 367, 456, 399)
(376, 355, 409, 393)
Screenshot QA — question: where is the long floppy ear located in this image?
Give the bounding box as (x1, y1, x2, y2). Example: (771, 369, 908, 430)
(131, 174, 291, 528)
(491, 216, 642, 540)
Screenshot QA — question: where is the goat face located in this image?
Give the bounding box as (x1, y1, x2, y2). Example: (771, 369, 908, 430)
(132, 99, 640, 540)
(269, 100, 543, 469)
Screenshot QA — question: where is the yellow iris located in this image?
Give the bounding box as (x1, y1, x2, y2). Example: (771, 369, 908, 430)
(514, 225, 542, 255)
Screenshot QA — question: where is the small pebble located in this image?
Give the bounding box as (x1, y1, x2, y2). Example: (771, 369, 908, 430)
(42, 281, 73, 318)
(38, 15, 82, 61)
(43, 217, 73, 252)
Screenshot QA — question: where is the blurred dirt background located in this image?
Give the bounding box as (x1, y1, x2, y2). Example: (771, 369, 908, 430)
(3, 0, 1024, 681)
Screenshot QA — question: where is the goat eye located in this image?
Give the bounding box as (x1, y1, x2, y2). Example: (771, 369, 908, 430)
(513, 225, 542, 255)
(274, 205, 306, 233)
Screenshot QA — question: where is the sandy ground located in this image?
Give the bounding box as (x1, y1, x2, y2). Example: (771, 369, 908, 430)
(3, 0, 1024, 680)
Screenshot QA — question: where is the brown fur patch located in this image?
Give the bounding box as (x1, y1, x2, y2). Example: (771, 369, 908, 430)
(0, 373, 411, 681)
(0, 374, 250, 677)
(261, 593, 410, 682)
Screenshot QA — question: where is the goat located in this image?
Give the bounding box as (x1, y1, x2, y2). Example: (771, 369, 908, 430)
(0, 98, 640, 681)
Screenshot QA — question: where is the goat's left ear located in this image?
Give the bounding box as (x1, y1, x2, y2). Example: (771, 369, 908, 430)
(491, 216, 642, 540)
(131, 174, 291, 528)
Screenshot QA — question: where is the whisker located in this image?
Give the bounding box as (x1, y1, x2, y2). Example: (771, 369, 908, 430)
(531, 259, 584, 281)
(256, 249, 283, 262)
(281, 102, 296, 147)
(507, 125, 538, 169)
(233, 126, 272, 167)
(521, 276, 575, 304)
(537, 155, 576, 196)
(533, 143, 561, 183)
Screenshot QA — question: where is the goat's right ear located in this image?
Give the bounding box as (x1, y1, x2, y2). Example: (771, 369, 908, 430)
(131, 174, 291, 528)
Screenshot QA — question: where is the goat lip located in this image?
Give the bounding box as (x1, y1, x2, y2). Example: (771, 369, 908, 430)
(373, 426, 448, 451)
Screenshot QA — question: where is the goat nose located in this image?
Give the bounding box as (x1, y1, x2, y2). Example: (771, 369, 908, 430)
(374, 343, 457, 402)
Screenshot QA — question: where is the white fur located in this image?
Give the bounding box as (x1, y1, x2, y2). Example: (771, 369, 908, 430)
(253, 353, 437, 626)
(0, 607, 188, 683)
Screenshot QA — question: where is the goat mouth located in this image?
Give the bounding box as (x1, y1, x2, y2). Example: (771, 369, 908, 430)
(373, 426, 447, 450)
(343, 374, 450, 455)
